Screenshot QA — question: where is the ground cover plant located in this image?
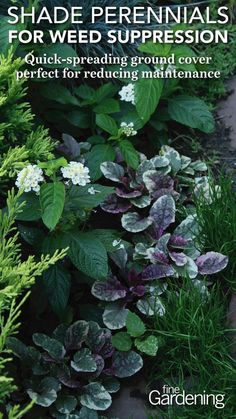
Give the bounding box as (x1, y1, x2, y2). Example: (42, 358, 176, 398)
(0, 1, 236, 418)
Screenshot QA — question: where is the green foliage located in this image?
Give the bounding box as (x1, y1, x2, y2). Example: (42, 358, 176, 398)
(195, 173, 236, 292)
(0, 52, 55, 181)
(7, 320, 142, 416)
(0, 190, 66, 406)
(146, 280, 236, 418)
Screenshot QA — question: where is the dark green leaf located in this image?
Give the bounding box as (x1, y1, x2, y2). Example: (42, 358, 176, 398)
(40, 182, 65, 230)
(112, 332, 132, 352)
(119, 140, 139, 169)
(126, 311, 146, 338)
(33, 334, 66, 359)
(96, 114, 118, 136)
(63, 233, 108, 280)
(168, 95, 215, 133)
(65, 185, 114, 211)
(85, 144, 115, 181)
(135, 79, 163, 123)
(94, 99, 120, 114)
(16, 193, 41, 221)
(80, 383, 112, 410)
(42, 263, 71, 315)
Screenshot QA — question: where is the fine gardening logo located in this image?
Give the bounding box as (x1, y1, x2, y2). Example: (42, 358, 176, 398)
(149, 385, 225, 410)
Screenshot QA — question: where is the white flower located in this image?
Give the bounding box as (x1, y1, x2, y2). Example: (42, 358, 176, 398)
(120, 122, 137, 137)
(61, 162, 90, 186)
(112, 239, 125, 250)
(119, 83, 135, 105)
(88, 187, 101, 195)
(15, 164, 44, 193)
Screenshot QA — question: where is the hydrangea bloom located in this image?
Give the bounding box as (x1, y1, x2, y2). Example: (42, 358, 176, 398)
(120, 122, 137, 137)
(15, 164, 44, 193)
(61, 162, 90, 186)
(119, 83, 135, 105)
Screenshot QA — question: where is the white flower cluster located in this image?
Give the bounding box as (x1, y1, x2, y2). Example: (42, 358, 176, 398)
(120, 122, 137, 137)
(61, 162, 90, 186)
(16, 162, 91, 193)
(119, 83, 136, 105)
(15, 164, 44, 193)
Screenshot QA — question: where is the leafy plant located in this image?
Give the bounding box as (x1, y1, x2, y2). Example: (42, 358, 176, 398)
(0, 189, 66, 408)
(7, 320, 143, 417)
(100, 145, 207, 215)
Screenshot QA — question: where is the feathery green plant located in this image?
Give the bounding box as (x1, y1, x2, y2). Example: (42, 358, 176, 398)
(0, 190, 67, 407)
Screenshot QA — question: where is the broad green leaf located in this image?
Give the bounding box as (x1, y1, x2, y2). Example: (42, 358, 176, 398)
(119, 140, 140, 169)
(112, 332, 132, 352)
(40, 82, 80, 106)
(42, 263, 71, 315)
(86, 144, 115, 181)
(66, 110, 91, 129)
(0, 15, 24, 55)
(16, 193, 41, 221)
(135, 79, 163, 123)
(27, 377, 60, 407)
(126, 311, 146, 338)
(75, 84, 95, 100)
(55, 395, 77, 414)
(102, 377, 120, 394)
(65, 184, 114, 210)
(63, 232, 108, 280)
(37, 43, 81, 70)
(96, 114, 118, 136)
(80, 382, 112, 411)
(112, 351, 143, 378)
(139, 42, 172, 57)
(40, 182, 65, 230)
(103, 302, 128, 330)
(18, 225, 44, 248)
(71, 348, 97, 373)
(168, 96, 215, 133)
(94, 82, 118, 102)
(7, 337, 29, 361)
(172, 45, 197, 71)
(135, 335, 159, 356)
(33, 333, 66, 359)
(94, 99, 120, 114)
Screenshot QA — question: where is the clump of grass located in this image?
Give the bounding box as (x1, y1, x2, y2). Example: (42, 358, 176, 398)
(146, 279, 236, 418)
(194, 172, 236, 292)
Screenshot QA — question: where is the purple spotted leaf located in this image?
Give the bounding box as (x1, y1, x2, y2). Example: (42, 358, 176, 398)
(196, 252, 228, 275)
(116, 187, 142, 199)
(130, 285, 146, 297)
(152, 251, 169, 265)
(101, 194, 132, 214)
(91, 276, 127, 302)
(169, 235, 190, 248)
(143, 171, 174, 198)
(142, 265, 175, 281)
(150, 195, 176, 232)
(169, 252, 187, 267)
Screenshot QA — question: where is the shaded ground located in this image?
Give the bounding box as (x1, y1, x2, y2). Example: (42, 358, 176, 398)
(218, 76, 236, 150)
